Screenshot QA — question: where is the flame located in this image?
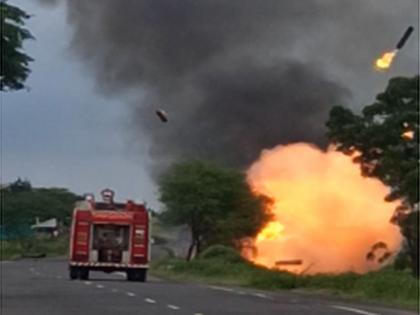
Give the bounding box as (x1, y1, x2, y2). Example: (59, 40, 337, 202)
(402, 130, 414, 140)
(256, 222, 284, 241)
(246, 143, 402, 274)
(375, 50, 397, 70)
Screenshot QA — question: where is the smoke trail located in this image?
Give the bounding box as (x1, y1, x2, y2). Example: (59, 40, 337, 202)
(39, 0, 418, 172)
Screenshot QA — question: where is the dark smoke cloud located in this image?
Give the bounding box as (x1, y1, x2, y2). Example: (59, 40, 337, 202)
(40, 0, 419, 172)
(137, 61, 348, 169)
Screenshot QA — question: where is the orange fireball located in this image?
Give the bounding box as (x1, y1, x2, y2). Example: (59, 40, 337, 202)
(375, 50, 398, 70)
(402, 130, 414, 140)
(246, 143, 402, 274)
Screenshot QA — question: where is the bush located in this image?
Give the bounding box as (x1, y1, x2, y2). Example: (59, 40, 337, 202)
(199, 245, 245, 263)
(152, 244, 419, 308)
(1, 240, 24, 260)
(248, 268, 296, 289)
(296, 272, 360, 293)
(1, 235, 68, 260)
(152, 235, 168, 245)
(352, 270, 418, 302)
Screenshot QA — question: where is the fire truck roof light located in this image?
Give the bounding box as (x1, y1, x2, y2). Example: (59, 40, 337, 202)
(84, 193, 95, 201)
(101, 188, 115, 203)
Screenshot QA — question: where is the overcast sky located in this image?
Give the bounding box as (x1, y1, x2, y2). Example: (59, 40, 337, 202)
(2, 1, 158, 206)
(2, 1, 418, 209)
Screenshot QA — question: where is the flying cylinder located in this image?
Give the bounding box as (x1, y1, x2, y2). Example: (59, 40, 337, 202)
(396, 26, 414, 49)
(275, 259, 303, 266)
(156, 109, 168, 122)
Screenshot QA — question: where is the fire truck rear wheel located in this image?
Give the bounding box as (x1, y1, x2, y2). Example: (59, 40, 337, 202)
(137, 269, 147, 282)
(126, 270, 134, 281)
(69, 267, 78, 280)
(79, 268, 89, 280)
(126, 269, 147, 282)
(69, 267, 89, 280)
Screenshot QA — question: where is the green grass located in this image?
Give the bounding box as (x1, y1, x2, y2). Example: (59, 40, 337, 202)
(295, 269, 419, 306)
(1, 240, 24, 260)
(151, 245, 419, 309)
(1, 235, 68, 260)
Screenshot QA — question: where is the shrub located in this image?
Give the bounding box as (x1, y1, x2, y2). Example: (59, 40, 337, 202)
(297, 272, 360, 292)
(248, 268, 296, 289)
(199, 245, 245, 263)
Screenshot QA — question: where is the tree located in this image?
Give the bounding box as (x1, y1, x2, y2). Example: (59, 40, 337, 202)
(1, 181, 80, 240)
(158, 160, 272, 261)
(8, 177, 32, 192)
(326, 75, 419, 276)
(1, 1, 34, 91)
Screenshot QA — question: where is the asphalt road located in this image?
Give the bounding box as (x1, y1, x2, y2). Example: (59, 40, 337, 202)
(1, 258, 417, 315)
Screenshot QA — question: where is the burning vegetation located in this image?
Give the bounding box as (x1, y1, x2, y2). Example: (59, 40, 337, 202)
(244, 143, 402, 275)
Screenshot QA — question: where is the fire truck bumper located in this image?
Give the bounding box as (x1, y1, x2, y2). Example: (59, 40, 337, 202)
(69, 261, 149, 271)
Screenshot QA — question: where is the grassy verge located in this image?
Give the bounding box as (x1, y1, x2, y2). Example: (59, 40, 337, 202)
(151, 245, 419, 309)
(1, 235, 68, 260)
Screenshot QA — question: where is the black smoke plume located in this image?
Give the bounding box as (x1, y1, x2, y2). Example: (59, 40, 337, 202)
(40, 0, 418, 172)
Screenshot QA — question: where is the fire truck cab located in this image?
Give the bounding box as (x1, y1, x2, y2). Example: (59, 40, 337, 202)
(69, 189, 151, 282)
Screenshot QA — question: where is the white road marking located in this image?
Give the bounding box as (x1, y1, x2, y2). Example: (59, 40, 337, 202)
(144, 298, 156, 304)
(29, 267, 35, 272)
(252, 293, 269, 299)
(194, 313, 204, 315)
(210, 286, 270, 299)
(111, 288, 118, 293)
(331, 305, 381, 315)
(167, 304, 180, 310)
(209, 286, 234, 292)
(126, 292, 136, 297)
(34, 272, 40, 276)
(84, 281, 92, 285)
(96, 284, 104, 289)
(116, 272, 126, 277)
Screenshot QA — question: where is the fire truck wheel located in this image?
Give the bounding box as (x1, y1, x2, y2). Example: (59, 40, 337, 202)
(126, 270, 135, 281)
(137, 269, 147, 282)
(79, 269, 89, 280)
(69, 267, 79, 280)
(126, 269, 147, 282)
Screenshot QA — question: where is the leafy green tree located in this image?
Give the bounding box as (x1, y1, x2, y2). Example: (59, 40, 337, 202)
(326, 75, 419, 276)
(159, 160, 272, 261)
(8, 177, 32, 192)
(1, 1, 34, 91)
(1, 180, 79, 240)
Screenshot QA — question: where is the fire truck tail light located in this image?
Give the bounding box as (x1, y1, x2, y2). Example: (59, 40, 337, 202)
(134, 229, 145, 244)
(76, 232, 88, 245)
(132, 226, 147, 264)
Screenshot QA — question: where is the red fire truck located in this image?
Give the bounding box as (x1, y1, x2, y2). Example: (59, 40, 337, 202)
(68, 189, 151, 282)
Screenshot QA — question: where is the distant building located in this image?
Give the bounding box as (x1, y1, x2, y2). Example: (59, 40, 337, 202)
(31, 217, 59, 237)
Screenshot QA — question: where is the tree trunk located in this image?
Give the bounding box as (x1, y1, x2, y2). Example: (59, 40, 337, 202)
(186, 228, 199, 261)
(186, 241, 196, 262)
(401, 210, 419, 278)
(407, 234, 419, 278)
(196, 238, 202, 256)
(411, 253, 419, 278)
